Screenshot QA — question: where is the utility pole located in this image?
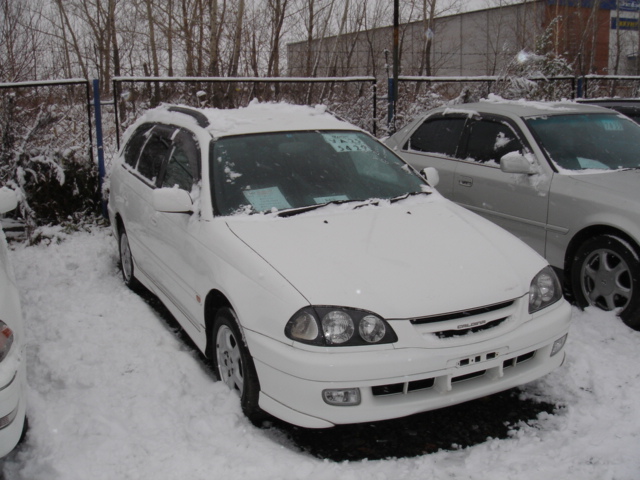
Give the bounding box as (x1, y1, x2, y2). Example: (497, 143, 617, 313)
(391, 0, 399, 133)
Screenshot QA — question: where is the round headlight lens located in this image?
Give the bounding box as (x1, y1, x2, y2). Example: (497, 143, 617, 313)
(529, 266, 562, 313)
(322, 311, 354, 344)
(359, 315, 386, 343)
(289, 311, 319, 341)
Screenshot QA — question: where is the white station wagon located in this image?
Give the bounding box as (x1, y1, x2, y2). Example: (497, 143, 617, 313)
(108, 102, 571, 428)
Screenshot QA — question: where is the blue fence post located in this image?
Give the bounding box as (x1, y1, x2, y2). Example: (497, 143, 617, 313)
(92, 79, 108, 219)
(576, 77, 584, 98)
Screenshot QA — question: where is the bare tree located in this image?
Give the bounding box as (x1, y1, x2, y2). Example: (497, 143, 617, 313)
(1, 0, 51, 81)
(267, 0, 289, 77)
(229, 0, 245, 77)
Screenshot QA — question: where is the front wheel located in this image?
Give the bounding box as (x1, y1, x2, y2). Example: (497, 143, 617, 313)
(571, 234, 640, 330)
(211, 308, 268, 426)
(118, 227, 140, 290)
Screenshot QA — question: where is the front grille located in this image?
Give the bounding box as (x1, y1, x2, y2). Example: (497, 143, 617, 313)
(452, 370, 486, 383)
(503, 350, 535, 368)
(410, 300, 514, 325)
(372, 377, 435, 397)
(436, 317, 507, 338)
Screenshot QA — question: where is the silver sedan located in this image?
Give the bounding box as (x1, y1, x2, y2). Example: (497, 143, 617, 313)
(386, 100, 640, 330)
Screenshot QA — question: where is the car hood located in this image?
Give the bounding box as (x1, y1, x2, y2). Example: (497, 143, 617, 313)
(225, 197, 544, 319)
(566, 169, 640, 194)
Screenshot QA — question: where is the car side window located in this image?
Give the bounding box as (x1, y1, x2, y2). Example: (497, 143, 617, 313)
(161, 130, 200, 190)
(137, 126, 176, 185)
(124, 125, 153, 167)
(406, 117, 466, 157)
(464, 119, 525, 165)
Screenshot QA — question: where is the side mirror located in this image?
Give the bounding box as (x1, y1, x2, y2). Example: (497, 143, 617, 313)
(421, 167, 440, 187)
(153, 188, 193, 213)
(500, 152, 536, 175)
(0, 187, 18, 215)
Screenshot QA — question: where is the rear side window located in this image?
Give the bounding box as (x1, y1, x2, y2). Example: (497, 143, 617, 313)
(407, 117, 466, 157)
(161, 130, 200, 190)
(465, 119, 525, 165)
(137, 126, 176, 185)
(124, 125, 153, 167)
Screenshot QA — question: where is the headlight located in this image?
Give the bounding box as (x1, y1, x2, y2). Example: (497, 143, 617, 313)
(529, 266, 562, 314)
(0, 321, 14, 362)
(285, 307, 398, 346)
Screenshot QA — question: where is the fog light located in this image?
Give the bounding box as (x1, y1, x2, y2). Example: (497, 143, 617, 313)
(551, 334, 568, 357)
(322, 388, 361, 406)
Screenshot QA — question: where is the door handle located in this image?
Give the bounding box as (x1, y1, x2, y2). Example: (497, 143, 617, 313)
(458, 177, 473, 187)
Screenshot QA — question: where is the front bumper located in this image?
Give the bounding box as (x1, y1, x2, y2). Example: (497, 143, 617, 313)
(248, 300, 571, 428)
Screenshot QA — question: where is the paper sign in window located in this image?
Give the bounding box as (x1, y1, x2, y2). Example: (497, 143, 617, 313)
(243, 187, 291, 211)
(322, 133, 371, 153)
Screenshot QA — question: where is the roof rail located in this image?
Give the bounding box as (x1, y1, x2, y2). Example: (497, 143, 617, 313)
(167, 106, 210, 128)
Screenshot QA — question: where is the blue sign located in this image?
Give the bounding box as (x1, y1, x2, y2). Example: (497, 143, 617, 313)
(612, 17, 639, 29)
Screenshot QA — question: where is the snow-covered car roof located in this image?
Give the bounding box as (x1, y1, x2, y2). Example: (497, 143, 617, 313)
(431, 97, 612, 119)
(128, 100, 358, 139)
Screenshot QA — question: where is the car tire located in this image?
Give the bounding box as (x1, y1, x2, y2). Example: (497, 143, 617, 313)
(212, 307, 268, 426)
(118, 227, 141, 291)
(571, 234, 640, 330)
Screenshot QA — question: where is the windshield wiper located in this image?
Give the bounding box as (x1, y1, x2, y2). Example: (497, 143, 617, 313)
(276, 199, 358, 217)
(277, 192, 430, 217)
(389, 191, 431, 204)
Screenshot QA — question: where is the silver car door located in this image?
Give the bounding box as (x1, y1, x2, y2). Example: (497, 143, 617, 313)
(452, 116, 552, 257)
(396, 115, 467, 198)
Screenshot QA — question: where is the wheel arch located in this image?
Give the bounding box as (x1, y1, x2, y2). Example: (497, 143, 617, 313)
(564, 225, 640, 286)
(114, 213, 125, 236)
(204, 289, 233, 360)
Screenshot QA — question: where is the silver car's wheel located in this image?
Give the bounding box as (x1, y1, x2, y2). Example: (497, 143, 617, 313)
(211, 308, 268, 425)
(572, 235, 640, 330)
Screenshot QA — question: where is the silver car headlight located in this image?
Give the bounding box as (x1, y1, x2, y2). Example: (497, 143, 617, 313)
(285, 307, 398, 346)
(529, 266, 562, 314)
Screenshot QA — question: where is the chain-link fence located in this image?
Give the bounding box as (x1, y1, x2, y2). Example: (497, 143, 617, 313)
(0, 80, 98, 238)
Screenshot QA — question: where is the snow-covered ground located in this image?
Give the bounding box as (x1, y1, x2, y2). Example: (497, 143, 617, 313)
(1, 226, 639, 479)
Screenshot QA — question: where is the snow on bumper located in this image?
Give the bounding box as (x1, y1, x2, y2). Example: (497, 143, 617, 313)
(247, 300, 572, 428)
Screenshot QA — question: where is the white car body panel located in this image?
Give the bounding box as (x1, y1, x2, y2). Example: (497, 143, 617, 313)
(227, 197, 542, 319)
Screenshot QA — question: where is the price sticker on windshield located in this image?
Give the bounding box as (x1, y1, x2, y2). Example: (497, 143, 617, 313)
(600, 119, 624, 131)
(322, 133, 371, 153)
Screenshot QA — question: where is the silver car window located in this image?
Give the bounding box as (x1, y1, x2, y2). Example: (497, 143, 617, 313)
(527, 113, 640, 171)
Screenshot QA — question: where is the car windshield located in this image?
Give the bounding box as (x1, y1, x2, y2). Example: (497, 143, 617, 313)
(526, 113, 640, 171)
(210, 130, 427, 215)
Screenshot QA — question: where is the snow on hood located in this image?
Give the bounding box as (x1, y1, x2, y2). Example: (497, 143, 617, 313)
(226, 198, 543, 319)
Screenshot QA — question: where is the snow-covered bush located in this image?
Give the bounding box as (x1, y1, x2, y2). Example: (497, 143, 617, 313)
(0, 88, 98, 241)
